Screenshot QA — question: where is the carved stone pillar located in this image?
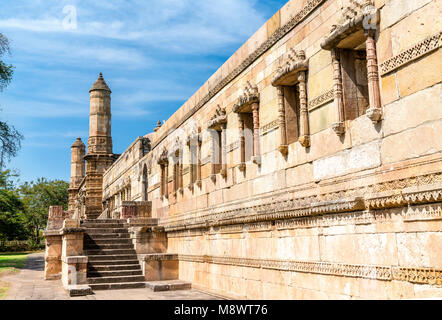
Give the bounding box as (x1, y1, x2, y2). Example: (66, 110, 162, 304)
(221, 124, 227, 177)
(276, 86, 288, 155)
(298, 71, 310, 147)
(365, 29, 382, 123)
(251, 102, 261, 165)
(238, 115, 246, 171)
(331, 48, 346, 135)
(196, 139, 202, 187)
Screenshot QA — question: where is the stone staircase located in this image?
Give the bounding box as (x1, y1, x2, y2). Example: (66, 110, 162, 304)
(81, 219, 146, 290)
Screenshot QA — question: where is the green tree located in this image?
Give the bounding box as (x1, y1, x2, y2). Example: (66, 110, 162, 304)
(0, 32, 23, 169)
(0, 170, 26, 247)
(19, 179, 69, 244)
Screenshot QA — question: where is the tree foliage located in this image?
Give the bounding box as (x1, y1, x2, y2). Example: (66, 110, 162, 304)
(0, 32, 22, 169)
(0, 33, 14, 91)
(0, 121, 23, 169)
(19, 178, 69, 244)
(0, 170, 26, 246)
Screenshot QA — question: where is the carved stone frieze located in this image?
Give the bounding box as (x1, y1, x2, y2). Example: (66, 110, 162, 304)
(162, 172, 442, 232)
(380, 31, 442, 76)
(308, 89, 334, 111)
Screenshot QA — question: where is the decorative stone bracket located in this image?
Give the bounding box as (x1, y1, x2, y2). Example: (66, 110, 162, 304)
(272, 49, 310, 151)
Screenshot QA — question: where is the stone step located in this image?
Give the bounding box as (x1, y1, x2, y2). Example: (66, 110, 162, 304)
(145, 280, 192, 292)
(89, 282, 146, 291)
(88, 259, 140, 266)
(88, 275, 146, 284)
(82, 223, 129, 229)
(84, 239, 133, 246)
(84, 228, 129, 234)
(88, 264, 142, 272)
(88, 254, 138, 261)
(87, 270, 143, 278)
(84, 233, 131, 240)
(83, 244, 134, 250)
(84, 249, 137, 256)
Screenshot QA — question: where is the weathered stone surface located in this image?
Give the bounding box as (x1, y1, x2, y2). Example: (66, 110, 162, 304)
(313, 141, 381, 181)
(44, 0, 442, 300)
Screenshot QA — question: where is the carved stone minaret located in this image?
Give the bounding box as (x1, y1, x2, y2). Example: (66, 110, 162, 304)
(68, 138, 85, 213)
(84, 73, 115, 219)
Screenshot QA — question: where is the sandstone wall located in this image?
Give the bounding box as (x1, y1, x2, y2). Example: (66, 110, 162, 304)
(102, 0, 442, 299)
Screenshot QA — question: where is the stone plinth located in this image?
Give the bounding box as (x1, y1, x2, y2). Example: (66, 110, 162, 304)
(143, 253, 179, 281)
(61, 256, 92, 296)
(42, 230, 62, 280)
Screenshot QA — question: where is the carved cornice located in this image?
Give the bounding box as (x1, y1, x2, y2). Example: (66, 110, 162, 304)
(157, 148, 169, 165)
(321, 1, 378, 51)
(233, 81, 259, 113)
(178, 254, 442, 285)
(272, 48, 308, 87)
(207, 105, 227, 130)
(162, 172, 442, 232)
(151, 0, 325, 150)
(380, 31, 442, 76)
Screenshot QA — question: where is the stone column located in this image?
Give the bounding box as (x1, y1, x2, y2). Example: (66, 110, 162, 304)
(237, 115, 246, 171)
(276, 86, 288, 155)
(221, 124, 227, 177)
(331, 48, 346, 135)
(298, 71, 310, 147)
(196, 139, 202, 187)
(251, 103, 261, 165)
(365, 29, 382, 123)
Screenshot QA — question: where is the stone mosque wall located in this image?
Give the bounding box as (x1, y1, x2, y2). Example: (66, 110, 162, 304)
(101, 0, 442, 299)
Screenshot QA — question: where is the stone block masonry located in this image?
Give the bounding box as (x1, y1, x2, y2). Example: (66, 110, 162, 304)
(46, 0, 442, 300)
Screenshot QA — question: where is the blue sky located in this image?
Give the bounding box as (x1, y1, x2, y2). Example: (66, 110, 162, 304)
(0, 0, 287, 183)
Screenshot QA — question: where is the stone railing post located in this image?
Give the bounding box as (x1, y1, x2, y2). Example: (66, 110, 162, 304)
(60, 219, 91, 296)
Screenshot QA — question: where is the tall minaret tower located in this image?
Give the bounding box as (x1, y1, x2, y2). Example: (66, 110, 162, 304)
(84, 73, 115, 219)
(68, 138, 85, 213)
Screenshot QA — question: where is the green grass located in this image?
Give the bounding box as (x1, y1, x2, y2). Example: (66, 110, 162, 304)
(0, 252, 30, 299)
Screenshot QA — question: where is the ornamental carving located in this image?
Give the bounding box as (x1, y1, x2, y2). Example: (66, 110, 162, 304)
(272, 48, 308, 87)
(380, 31, 442, 76)
(207, 105, 227, 130)
(157, 147, 168, 165)
(233, 81, 259, 113)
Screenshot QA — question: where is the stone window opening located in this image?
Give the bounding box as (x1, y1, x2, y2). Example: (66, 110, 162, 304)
(207, 105, 227, 181)
(157, 148, 169, 199)
(187, 130, 202, 190)
(233, 81, 261, 168)
(321, 0, 382, 135)
(272, 49, 310, 154)
(142, 164, 148, 201)
(173, 149, 183, 194)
